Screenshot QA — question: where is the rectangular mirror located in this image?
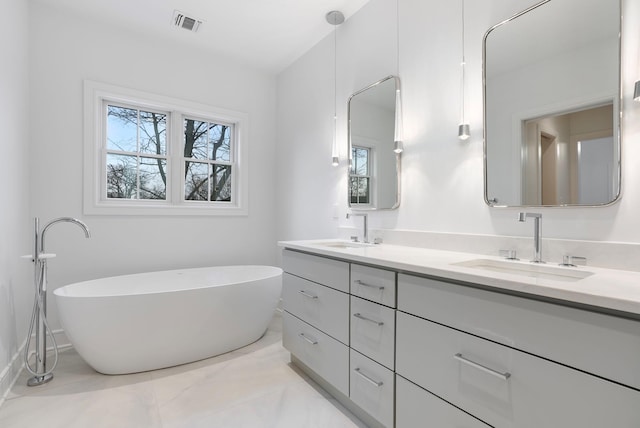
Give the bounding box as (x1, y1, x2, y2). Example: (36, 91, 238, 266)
(483, 0, 621, 207)
(348, 75, 401, 210)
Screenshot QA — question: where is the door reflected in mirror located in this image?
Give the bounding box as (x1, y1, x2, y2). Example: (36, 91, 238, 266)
(483, 0, 621, 207)
(348, 75, 401, 210)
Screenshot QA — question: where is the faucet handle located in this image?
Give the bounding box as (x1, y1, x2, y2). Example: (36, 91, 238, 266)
(560, 255, 587, 267)
(499, 249, 518, 260)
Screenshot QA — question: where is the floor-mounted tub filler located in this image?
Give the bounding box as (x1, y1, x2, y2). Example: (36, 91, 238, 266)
(54, 265, 283, 374)
(23, 217, 91, 386)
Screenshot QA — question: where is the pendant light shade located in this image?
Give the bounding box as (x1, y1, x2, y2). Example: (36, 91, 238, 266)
(458, 123, 470, 140)
(393, 89, 404, 153)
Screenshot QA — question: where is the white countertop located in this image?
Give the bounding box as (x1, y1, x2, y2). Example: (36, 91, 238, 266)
(279, 239, 640, 317)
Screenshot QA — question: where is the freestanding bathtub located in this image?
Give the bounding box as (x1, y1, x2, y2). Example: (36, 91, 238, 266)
(53, 265, 282, 375)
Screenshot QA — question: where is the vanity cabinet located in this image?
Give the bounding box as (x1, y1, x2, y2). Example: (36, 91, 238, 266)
(281, 249, 396, 428)
(281, 247, 640, 427)
(349, 265, 397, 428)
(396, 273, 640, 427)
(396, 375, 491, 428)
(281, 250, 350, 396)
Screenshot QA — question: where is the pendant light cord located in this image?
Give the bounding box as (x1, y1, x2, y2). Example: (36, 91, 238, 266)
(460, 0, 466, 124)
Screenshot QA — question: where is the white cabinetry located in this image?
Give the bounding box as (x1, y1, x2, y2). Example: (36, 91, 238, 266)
(281, 249, 396, 428)
(282, 250, 350, 396)
(396, 273, 640, 427)
(282, 247, 640, 428)
(396, 375, 491, 428)
(349, 264, 397, 428)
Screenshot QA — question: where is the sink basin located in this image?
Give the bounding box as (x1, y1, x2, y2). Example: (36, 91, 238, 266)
(452, 259, 593, 282)
(311, 241, 375, 249)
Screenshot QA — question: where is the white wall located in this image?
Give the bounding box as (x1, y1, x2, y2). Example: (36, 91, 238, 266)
(0, 0, 32, 401)
(277, 0, 640, 245)
(29, 3, 278, 332)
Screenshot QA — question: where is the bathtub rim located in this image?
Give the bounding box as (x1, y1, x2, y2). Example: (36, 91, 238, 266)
(53, 265, 283, 298)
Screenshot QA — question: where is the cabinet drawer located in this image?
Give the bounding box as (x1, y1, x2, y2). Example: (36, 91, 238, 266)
(396, 375, 491, 428)
(282, 273, 349, 344)
(396, 311, 640, 428)
(282, 311, 349, 396)
(350, 296, 395, 369)
(349, 350, 394, 428)
(282, 250, 349, 292)
(397, 273, 640, 390)
(351, 264, 396, 308)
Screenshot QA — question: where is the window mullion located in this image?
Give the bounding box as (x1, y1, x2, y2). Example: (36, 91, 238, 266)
(171, 112, 183, 204)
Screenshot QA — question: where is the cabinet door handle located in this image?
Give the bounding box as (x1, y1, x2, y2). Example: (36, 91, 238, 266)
(354, 279, 385, 290)
(353, 313, 384, 326)
(353, 367, 384, 387)
(298, 290, 318, 299)
(454, 353, 511, 380)
(298, 333, 318, 345)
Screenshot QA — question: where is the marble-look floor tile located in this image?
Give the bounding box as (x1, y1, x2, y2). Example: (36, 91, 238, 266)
(0, 377, 162, 428)
(0, 314, 366, 427)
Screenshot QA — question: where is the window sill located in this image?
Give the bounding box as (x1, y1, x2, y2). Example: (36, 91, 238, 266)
(83, 200, 248, 216)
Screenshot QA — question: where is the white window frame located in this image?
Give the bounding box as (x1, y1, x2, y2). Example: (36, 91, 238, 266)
(350, 144, 373, 207)
(83, 80, 248, 216)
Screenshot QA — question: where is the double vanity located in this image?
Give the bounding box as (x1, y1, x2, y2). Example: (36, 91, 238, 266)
(279, 240, 640, 427)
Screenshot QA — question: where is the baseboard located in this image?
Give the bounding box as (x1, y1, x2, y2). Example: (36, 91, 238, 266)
(0, 329, 71, 408)
(0, 337, 27, 408)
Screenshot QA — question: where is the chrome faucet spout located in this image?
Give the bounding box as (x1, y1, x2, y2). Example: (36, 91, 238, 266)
(518, 212, 543, 263)
(346, 213, 369, 243)
(40, 217, 91, 253)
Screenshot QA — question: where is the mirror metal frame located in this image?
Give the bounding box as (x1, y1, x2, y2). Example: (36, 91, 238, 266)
(347, 75, 401, 211)
(482, 0, 622, 208)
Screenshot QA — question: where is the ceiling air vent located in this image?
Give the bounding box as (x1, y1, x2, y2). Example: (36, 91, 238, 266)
(173, 10, 202, 32)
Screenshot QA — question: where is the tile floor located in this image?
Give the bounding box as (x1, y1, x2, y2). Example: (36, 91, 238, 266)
(0, 314, 367, 428)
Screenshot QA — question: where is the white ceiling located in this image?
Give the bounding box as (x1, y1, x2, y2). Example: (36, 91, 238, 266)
(33, 0, 371, 73)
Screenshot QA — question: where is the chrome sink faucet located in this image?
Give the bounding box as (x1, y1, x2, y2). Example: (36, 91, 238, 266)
(518, 212, 544, 263)
(347, 213, 368, 243)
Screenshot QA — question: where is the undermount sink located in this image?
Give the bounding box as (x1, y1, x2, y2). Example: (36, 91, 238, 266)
(311, 241, 375, 249)
(453, 258, 594, 282)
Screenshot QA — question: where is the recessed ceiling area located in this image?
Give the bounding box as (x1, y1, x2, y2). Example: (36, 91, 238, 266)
(32, 0, 371, 73)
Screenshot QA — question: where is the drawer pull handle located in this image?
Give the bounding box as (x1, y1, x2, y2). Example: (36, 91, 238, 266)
(353, 313, 384, 326)
(354, 279, 385, 290)
(298, 290, 319, 299)
(454, 353, 511, 380)
(298, 333, 318, 345)
(353, 368, 384, 387)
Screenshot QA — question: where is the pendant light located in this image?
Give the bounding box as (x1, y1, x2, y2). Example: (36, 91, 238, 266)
(393, 0, 404, 154)
(458, 0, 470, 140)
(327, 11, 344, 166)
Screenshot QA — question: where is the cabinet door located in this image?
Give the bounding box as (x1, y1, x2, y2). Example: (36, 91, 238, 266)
(396, 311, 640, 428)
(282, 250, 349, 292)
(398, 273, 640, 390)
(282, 273, 349, 344)
(350, 350, 395, 428)
(282, 311, 349, 396)
(351, 264, 396, 308)
(396, 375, 491, 428)
(350, 296, 396, 369)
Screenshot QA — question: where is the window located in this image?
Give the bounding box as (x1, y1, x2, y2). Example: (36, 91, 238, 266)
(350, 145, 371, 204)
(106, 104, 168, 200)
(183, 118, 233, 202)
(84, 81, 248, 215)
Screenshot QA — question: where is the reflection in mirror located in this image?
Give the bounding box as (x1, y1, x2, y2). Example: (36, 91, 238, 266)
(483, 0, 621, 207)
(348, 75, 401, 210)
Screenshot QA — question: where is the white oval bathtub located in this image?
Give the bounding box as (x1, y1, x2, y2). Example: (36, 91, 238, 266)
(53, 265, 282, 375)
